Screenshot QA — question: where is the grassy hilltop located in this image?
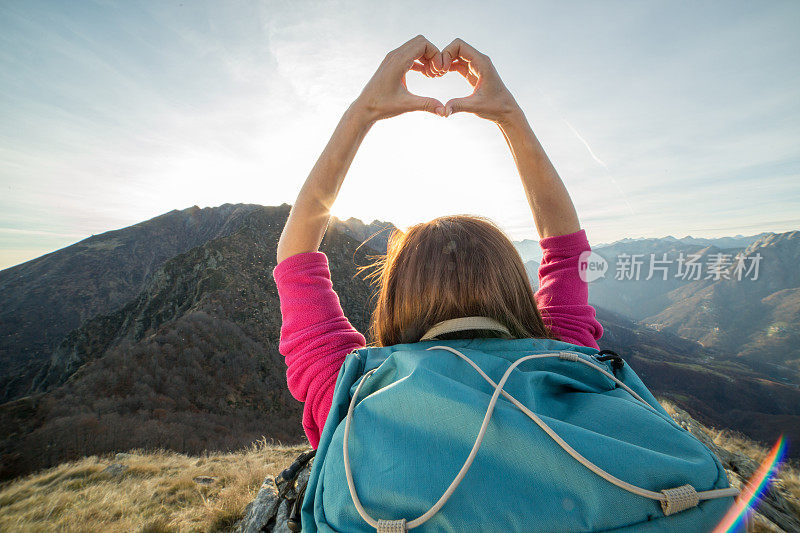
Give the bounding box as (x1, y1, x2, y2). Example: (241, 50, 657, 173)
(1, 401, 798, 533)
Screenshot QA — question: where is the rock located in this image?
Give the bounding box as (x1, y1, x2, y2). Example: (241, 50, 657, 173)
(192, 476, 215, 485)
(239, 455, 314, 533)
(102, 463, 128, 476)
(239, 476, 281, 533)
(114, 452, 131, 460)
(272, 498, 294, 533)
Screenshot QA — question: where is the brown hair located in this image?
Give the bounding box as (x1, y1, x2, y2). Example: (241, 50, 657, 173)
(357, 214, 556, 346)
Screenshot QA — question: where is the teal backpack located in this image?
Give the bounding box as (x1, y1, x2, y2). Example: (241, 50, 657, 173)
(301, 317, 738, 532)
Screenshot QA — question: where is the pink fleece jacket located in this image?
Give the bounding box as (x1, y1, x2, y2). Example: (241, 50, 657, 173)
(272, 229, 603, 448)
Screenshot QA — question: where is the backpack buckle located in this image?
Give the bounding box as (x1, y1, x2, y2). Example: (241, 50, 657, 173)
(595, 349, 625, 373)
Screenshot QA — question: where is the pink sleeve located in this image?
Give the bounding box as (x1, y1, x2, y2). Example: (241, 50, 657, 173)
(272, 251, 366, 448)
(535, 229, 604, 348)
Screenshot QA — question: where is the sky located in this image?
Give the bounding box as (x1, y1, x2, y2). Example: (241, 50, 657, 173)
(1, 0, 799, 270)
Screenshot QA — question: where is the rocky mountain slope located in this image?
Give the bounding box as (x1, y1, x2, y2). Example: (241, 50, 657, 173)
(644, 231, 800, 381)
(0, 205, 394, 479)
(0, 204, 268, 402)
(593, 308, 800, 454)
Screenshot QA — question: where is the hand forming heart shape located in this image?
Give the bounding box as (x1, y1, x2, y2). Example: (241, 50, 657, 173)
(353, 35, 522, 126)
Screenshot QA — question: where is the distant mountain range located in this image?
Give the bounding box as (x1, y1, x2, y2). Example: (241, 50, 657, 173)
(514, 231, 800, 385)
(511, 238, 544, 264)
(595, 233, 771, 250)
(513, 233, 772, 265)
(1, 204, 798, 480)
(583, 232, 799, 385)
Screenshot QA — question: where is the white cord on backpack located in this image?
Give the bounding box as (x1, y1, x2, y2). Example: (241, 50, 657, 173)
(342, 347, 739, 531)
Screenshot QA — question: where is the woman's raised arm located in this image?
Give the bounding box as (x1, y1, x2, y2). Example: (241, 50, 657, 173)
(440, 38, 580, 239)
(276, 35, 447, 263)
(440, 38, 601, 347)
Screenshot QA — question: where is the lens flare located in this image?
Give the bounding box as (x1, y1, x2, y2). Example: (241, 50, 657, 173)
(712, 435, 787, 533)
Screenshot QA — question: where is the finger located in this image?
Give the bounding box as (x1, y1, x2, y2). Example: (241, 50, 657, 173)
(444, 96, 478, 117)
(441, 49, 454, 72)
(417, 58, 435, 78)
(425, 59, 437, 78)
(441, 38, 487, 70)
(430, 52, 445, 76)
(425, 57, 439, 77)
(402, 34, 443, 73)
(411, 59, 436, 78)
(405, 94, 446, 117)
(448, 59, 478, 85)
(448, 59, 468, 76)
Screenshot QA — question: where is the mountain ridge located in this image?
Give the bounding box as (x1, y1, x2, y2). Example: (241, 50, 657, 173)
(0, 203, 273, 401)
(2, 204, 798, 481)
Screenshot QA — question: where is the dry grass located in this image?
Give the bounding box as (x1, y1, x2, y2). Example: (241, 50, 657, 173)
(3, 403, 799, 532)
(660, 398, 800, 530)
(0, 438, 309, 533)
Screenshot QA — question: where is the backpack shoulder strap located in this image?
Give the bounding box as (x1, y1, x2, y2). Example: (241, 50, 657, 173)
(420, 316, 513, 341)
